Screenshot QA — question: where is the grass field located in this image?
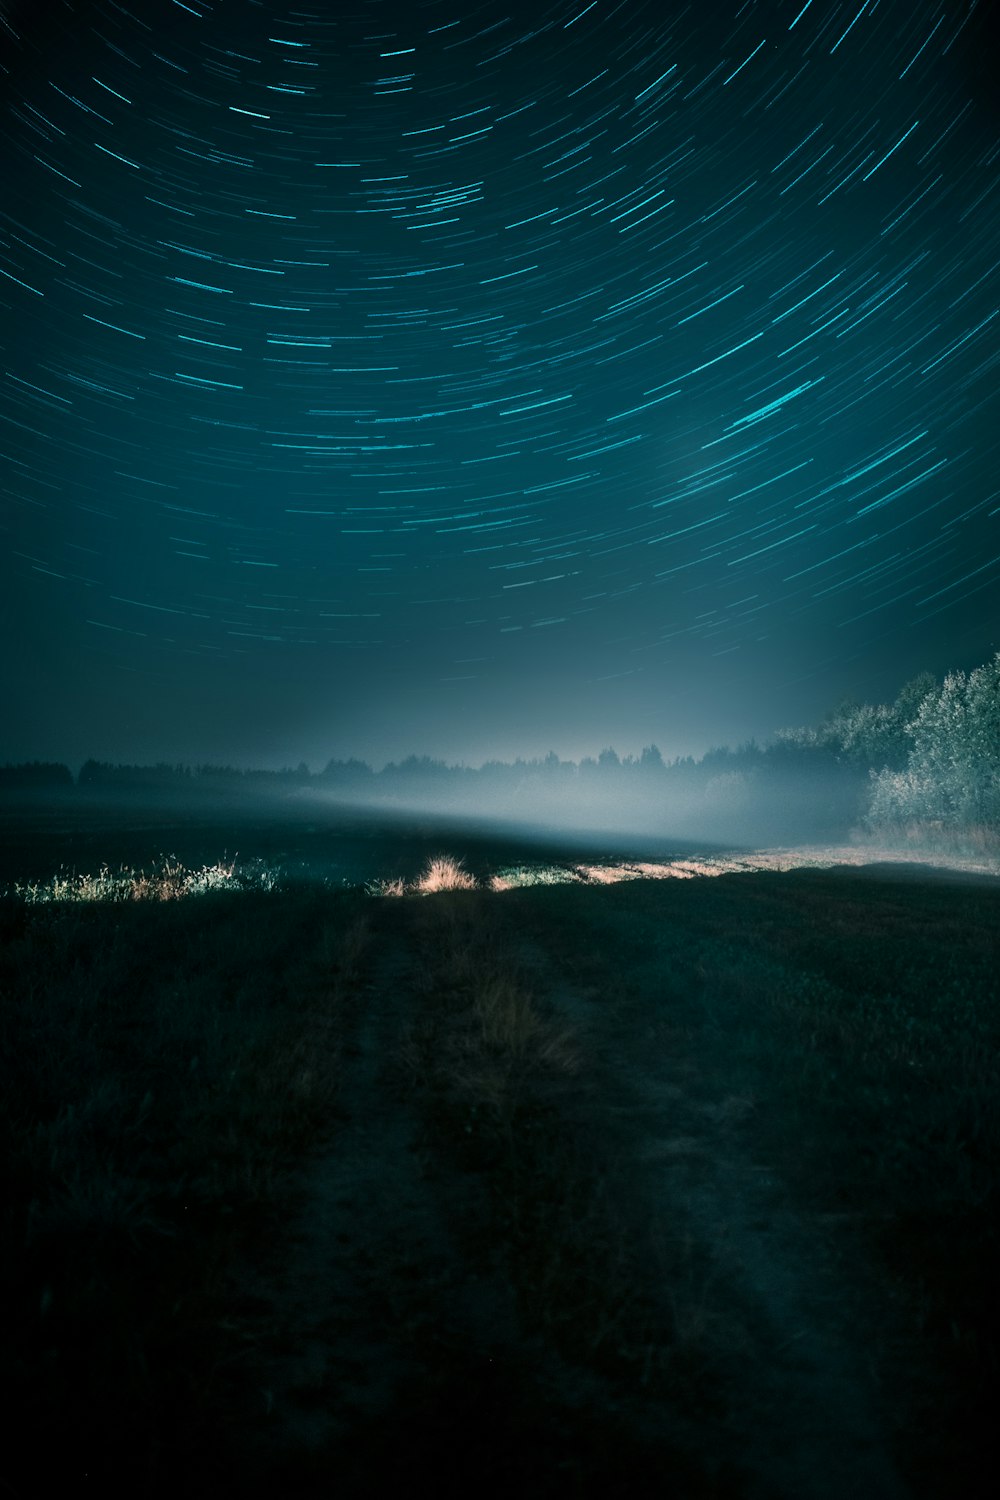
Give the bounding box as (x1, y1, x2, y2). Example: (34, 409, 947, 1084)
(1, 842, 997, 1497)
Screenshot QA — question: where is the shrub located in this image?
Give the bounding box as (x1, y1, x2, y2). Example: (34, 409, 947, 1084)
(414, 856, 477, 894)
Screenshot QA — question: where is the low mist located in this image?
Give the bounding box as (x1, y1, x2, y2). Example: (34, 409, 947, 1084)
(4, 650, 998, 870)
(294, 757, 864, 853)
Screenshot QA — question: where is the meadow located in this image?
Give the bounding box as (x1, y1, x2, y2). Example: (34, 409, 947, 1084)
(1, 805, 997, 1497)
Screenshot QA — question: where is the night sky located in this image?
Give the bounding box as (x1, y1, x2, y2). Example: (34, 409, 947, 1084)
(2, 0, 997, 772)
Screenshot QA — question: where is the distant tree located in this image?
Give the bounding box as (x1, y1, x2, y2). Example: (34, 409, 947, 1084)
(477, 759, 517, 784)
(320, 757, 373, 784)
(75, 761, 200, 791)
(196, 764, 243, 783)
(700, 744, 739, 772)
(767, 718, 853, 783)
(664, 755, 698, 787)
(78, 759, 112, 787)
(382, 755, 450, 781)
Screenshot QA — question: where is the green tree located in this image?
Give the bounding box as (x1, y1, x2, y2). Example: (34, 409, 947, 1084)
(868, 654, 1000, 828)
(910, 654, 1000, 822)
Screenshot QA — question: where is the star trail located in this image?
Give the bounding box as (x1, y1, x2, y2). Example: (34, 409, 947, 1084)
(2, 0, 997, 769)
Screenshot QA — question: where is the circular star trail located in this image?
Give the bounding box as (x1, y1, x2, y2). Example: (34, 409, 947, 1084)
(2, 0, 997, 766)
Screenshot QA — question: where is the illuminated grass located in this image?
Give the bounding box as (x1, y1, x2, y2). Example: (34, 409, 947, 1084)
(7, 855, 282, 903)
(365, 854, 477, 896)
(366, 874, 408, 897)
(415, 854, 478, 892)
(10, 838, 998, 910)
(488, 864, 582, 890)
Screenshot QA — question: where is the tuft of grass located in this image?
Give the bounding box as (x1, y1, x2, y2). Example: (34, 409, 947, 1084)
(364, 855, 478, 898)
(366, 874, 407, 897)
(414, 854, 478, 894)
(472, 973, 578, 1072)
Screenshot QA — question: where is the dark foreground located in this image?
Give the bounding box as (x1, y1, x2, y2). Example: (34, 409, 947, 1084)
(2, 865, 997, 1497)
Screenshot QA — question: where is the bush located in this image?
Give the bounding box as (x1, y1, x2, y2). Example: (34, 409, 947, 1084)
(414, 856, 477, 894)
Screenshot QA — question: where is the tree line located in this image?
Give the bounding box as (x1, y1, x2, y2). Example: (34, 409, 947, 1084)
(2, 650, 997, 844)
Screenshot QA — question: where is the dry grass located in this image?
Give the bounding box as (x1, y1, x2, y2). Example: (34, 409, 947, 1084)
(366, 874, 407, 898)
(8, 855, 277, 902)
(414, 854, 478, 894)
(488, 865, 581, 891)
(366, 855, 478, 898)
(865, 818, 1000, 855)
(474, 974, 552, 1055)
(438, 971, 581, 1115)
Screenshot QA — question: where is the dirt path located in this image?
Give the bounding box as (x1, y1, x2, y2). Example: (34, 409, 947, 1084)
(234, 923, 433, 1462)
(216, 900, 721, 1494)
(220, 904, 664, 1495)
(227, 909, 527, 1487)
(217, 888, 918, 1496)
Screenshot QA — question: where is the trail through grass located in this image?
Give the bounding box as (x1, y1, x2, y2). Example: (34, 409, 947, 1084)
(2, 862, 996, 1496)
